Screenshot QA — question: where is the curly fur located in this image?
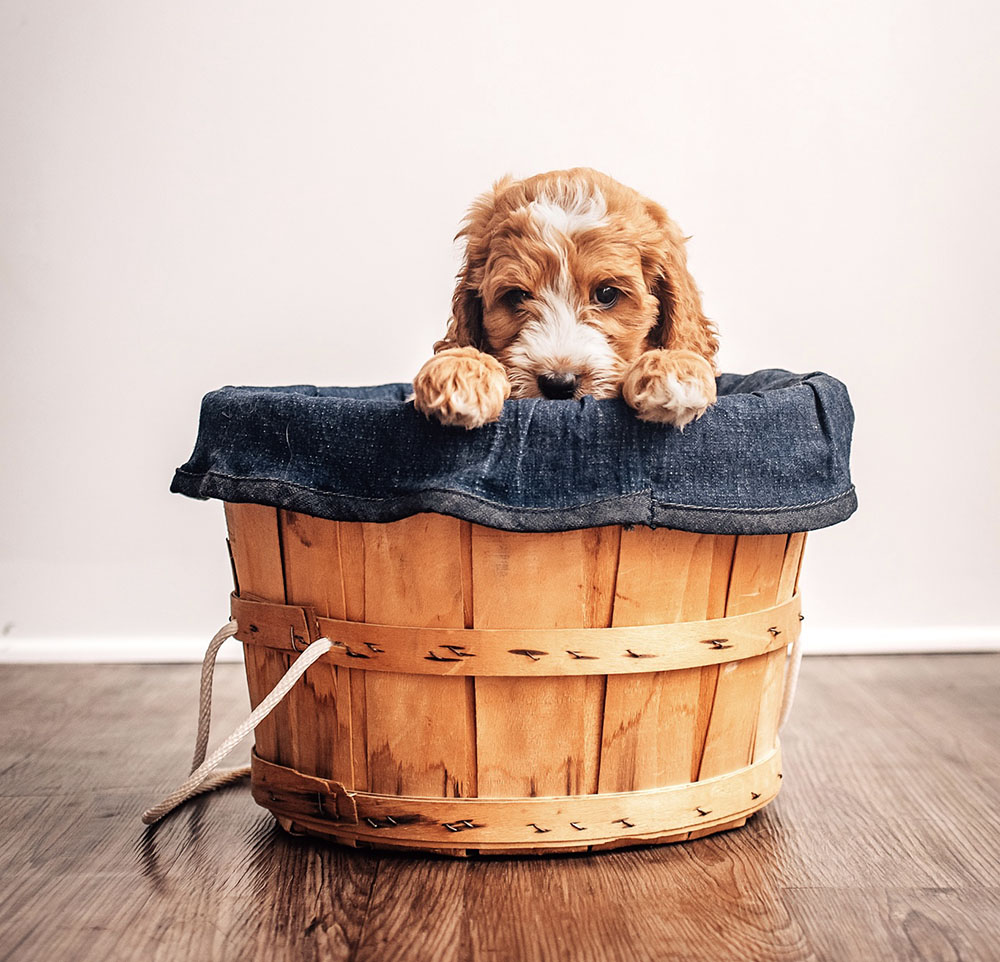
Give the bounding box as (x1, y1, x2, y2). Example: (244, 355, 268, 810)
(414, 168, 719, 429)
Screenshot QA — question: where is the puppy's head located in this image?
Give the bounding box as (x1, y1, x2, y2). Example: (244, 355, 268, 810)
(437, 168, 717, 399)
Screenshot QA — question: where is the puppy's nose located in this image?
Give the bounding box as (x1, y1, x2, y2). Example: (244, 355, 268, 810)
(537, 372, 579, 399)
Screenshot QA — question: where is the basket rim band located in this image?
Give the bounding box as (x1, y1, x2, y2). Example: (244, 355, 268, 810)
(250, 747, 782, 849)
(230, 592, 800, 676)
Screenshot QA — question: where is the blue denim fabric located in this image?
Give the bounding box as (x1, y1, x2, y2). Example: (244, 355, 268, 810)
(170, 369, 856, 534)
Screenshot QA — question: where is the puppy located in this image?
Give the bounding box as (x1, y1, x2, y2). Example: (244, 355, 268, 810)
(412, 168, 718, 429)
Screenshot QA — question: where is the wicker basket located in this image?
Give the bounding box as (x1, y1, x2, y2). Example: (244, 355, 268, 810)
(224, 502, 805, 856)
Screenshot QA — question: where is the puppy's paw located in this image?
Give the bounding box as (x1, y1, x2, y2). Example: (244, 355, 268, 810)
(623, 349, 717, 429)
(412, 347, 511, 429)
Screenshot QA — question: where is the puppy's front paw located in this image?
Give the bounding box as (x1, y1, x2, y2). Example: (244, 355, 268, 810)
(412, 347, 511, 429)
(623, 349, 717, 429)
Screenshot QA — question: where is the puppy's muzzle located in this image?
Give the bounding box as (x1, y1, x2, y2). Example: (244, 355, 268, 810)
(538, 372, 579, 399)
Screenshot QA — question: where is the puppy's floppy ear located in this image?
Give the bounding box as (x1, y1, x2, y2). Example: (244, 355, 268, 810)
(641, 201, 719, 366)
(434, 281, 485, 352)
(434, 176, 514, 354)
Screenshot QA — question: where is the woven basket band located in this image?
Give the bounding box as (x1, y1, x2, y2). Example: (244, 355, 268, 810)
(250, 748, 782, 850)
(230, 592, 800, 677)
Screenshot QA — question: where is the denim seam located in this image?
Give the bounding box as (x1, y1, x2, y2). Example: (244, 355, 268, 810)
(173, 467, 855, 515)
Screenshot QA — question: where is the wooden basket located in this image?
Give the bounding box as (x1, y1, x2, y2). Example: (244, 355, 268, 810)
(224, 503, 805, 856)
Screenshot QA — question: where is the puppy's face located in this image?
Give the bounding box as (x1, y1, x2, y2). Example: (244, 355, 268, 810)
(477, 184, 661, 400)
(442, 169, 711, 400)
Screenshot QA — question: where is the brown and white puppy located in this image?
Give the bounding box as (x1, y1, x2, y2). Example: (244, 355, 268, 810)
(412, 168, 718, 429)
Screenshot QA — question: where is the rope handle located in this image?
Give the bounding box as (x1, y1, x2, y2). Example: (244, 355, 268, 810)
(141, 621, 331, 825)
(142, 615, 803, 825)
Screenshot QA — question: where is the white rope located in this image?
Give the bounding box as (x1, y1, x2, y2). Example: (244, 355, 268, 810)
(141, 624, 332, 825)
(192, 619, 239, 771)
(777, 630, 804, 732)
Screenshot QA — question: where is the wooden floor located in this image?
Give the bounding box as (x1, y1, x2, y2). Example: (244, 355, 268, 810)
(1, 654, 998, 962)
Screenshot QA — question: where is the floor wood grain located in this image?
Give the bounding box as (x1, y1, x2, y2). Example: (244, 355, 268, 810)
(1, 655, 998, 961)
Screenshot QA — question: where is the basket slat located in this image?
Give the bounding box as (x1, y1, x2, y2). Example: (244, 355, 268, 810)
(778, 531, 807, 603)
(225, 502, 289, 766)
(335, 522, 369, 791)
(697, 534, 787, 780)
(601, 530, 736, 791)
(472, 526, 609, 798)
(753, 533, 808, 761)
(360, 515, 477, 799)
(280, 511, 355, 784)
(224, 502, 286, 603)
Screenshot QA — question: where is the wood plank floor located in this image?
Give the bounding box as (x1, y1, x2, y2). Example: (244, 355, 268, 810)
(1, 655, 998, 961)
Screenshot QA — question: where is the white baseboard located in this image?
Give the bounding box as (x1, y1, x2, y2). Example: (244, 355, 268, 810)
(0, 628, 997, 663)
(0, 636, 248, 664)
(802, 625, 1000, 655)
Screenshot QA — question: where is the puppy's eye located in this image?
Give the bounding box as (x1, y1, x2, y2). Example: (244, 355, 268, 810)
(594, 285, 621, 307)
(502, 289, 531, 309)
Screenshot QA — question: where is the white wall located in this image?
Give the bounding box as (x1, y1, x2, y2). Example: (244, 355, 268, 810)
(1, 0, 998, 660)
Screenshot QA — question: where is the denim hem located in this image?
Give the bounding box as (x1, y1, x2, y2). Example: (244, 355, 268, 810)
(170, 470, 857, 535)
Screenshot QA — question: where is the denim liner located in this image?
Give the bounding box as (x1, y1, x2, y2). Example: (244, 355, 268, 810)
(171, 369, 857, 535)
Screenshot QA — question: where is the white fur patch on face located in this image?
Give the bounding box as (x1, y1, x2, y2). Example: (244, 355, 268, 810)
(502, 179, 621, 398)
(502, 284, 620, 398)
(527, 181, 608, 238)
